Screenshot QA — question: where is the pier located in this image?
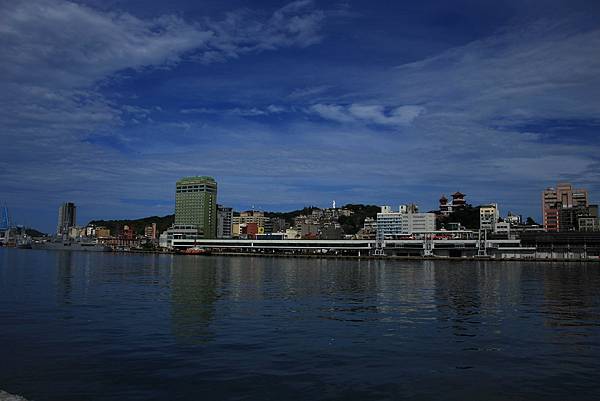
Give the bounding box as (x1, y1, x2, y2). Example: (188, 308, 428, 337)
(168, 232, 600, 260)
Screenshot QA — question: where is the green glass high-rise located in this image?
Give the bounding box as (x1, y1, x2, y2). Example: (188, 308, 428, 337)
(175, 176, 217, 238)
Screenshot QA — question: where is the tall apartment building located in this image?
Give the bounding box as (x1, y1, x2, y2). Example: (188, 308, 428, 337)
(376, 205, 435, 239)
(542, 182, 589, 232)
(175, 176, 217, 238)
(217, 205, 233, 239)
(57, 202, 76, 236)
(479, 204, 499, 231)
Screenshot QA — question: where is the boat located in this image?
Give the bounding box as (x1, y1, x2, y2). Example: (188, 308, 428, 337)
(31, 238, 111, 252)
(183, 246, 212, 255)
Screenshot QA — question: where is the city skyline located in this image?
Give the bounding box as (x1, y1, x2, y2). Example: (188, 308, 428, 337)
(1, 0, 600, 232)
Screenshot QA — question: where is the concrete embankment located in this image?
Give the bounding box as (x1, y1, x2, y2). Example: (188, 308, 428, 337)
(0, 390, 29, 401)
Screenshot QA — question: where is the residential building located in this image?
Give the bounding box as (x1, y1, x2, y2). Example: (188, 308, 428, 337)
(559, 205, 598, 232)
(57, 202, 76, 236)
(95, 227, 111, 238)
(175, 176, 217, 238)
(578, 217, 600, 232)
(377, 205, 435, 239)
(400, 203, 419, 214)
(505, 212, 522, 226)
(480, 204, 499, 231)
(144, 223, 157, 240)
(494, 222, 511, 236)
(542, 182, 589, 231)
(242, 222, 259, 239)
(233, 210, 269, 228)
(301, 223, 320, 238)
(269, 217, 287, 233)
(217, 205, 233, 239)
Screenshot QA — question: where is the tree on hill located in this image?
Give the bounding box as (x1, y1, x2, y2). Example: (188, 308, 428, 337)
(526, 217, 538, 225)
(338, 204, 380, 235)
(437, 205, 480, 230)
(88, 214, 174, 236)
(264, 206, 320, 225)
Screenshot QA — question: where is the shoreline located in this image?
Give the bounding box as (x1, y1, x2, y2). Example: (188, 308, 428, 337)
(4, 247, 600, 263)
(92, 249, 600, 263)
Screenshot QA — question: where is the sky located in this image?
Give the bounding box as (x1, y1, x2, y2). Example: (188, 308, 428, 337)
(1, 0, 600, 232)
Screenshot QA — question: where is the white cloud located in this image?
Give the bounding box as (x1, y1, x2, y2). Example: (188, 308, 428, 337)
(309, 104, 355, 123)
(180, 105, 286, 116)
(309, 103, 424, 126)
(0, 0, 327, 87)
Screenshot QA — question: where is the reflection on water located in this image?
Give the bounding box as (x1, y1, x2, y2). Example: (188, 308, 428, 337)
(170, 256, 218, 343)
(1, 249, 600, 401)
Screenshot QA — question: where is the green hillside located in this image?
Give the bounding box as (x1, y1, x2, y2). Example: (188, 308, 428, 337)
(88, 214, 174, 236)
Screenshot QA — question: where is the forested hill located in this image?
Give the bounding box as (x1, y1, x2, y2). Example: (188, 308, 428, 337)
(87, 204, 381, 236)
(337, 204, 380, 234)
(88, 215, 174, 236)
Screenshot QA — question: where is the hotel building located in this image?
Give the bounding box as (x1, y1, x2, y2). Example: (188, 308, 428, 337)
(175, 176, 217, 238)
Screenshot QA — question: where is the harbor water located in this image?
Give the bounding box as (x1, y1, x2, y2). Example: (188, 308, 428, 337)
(1, 248, 599, 400)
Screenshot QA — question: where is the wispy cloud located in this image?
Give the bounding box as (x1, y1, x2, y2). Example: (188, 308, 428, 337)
(180, 105, 287, 116)
(309, 103, 425, 126)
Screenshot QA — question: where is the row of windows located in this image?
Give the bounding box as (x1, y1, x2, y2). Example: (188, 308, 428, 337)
(177, 184, 216, 189)
(176, 189, 216, 193)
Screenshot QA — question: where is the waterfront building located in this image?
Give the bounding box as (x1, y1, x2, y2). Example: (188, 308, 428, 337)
(480, 204, 499, 231)
(542, 182, 589, 231)
(232, 210, 269, 228)
(494, 222, 511, 236)
(217, 205, 233, 239)
(175, 176, 217, 238)
(162, 224, 203, 247)
(377, 205, 436, 239)
(559, 205, 599, 232)
(144, 223, 157, 240)
(68, 226, 84, 239)
(57, 202, 76, 236)
(95, 227, 111, 238)
(578, 217, 600, 232)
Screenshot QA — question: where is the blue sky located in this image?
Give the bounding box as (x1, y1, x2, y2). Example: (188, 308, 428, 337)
(1, 0, 599, 232)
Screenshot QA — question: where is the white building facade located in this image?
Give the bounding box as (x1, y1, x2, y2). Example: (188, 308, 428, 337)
(480, 204, 499, 231)
(376, 205, 436, 239)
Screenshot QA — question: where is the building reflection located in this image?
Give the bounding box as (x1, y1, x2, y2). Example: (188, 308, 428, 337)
(542, 263, 600, 330)
(56, 251, 74, 305)
(170, 255, 219, 344)
(433, 262, 483, 338)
